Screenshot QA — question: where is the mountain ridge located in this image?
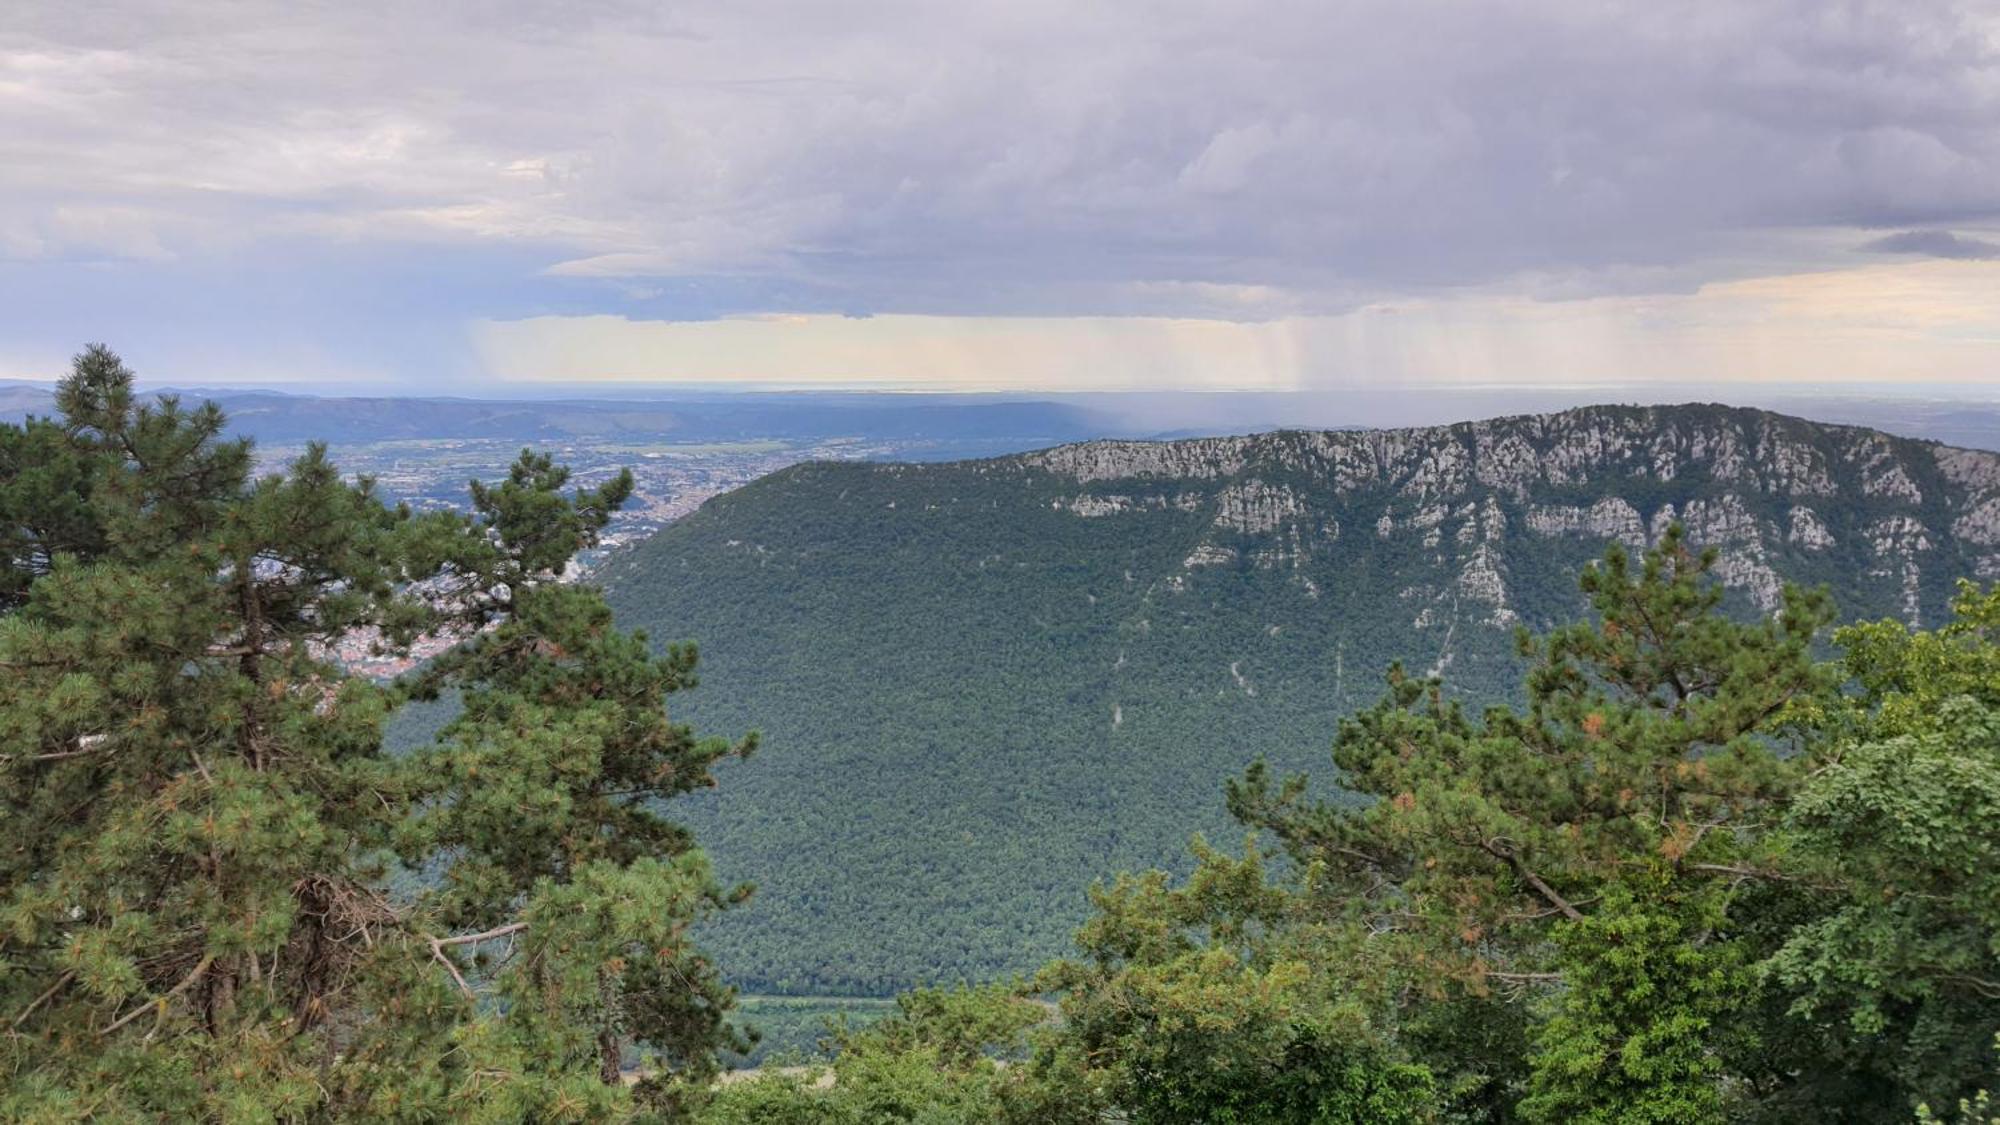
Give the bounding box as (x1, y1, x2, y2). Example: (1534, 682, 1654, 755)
(601, 403, 1997, 995)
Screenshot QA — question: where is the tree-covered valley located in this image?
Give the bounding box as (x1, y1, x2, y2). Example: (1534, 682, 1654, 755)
(599, 404, 2000, 999)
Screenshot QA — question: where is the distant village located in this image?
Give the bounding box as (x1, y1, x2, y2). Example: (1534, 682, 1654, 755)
(267, 433, 941, 679)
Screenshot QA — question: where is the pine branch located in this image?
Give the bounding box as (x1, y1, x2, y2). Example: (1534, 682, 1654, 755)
(101, 955, 213, 1036)
(1, 730, 123, 767)
(10, 970, 75, 1029)
(1478, 838, 1585, 922)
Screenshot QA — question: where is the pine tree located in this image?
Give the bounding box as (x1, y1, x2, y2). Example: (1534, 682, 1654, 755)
(1, 347, 752, 1120)
(1227, 528, 1838, 1117)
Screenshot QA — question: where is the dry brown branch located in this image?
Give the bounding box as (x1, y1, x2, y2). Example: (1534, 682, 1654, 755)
(1687, 863, 1843, 891)
(1939, 973, 2000, 1000)
(430, 941, 476, 999)
(433, 922, 529, 948)
(427, 921, 530, 998)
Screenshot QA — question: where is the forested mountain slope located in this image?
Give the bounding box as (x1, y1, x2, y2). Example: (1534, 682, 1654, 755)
(600, 403, 2000, 996)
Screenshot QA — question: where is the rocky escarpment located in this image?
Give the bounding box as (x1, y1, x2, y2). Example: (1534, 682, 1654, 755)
(1024, 404, 2000, 631)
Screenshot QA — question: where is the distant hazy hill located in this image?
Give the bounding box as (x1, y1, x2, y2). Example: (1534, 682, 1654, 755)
(12, 379, 2000, 452)
(0, 383, 54, 420)
(0, 382, 1114, 450)
(599, 404, 2000, 997)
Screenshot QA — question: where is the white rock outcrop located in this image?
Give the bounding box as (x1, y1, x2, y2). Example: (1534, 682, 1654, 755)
(1212, 480, 1306, 534)
(1954, 498, 2000, 547)
(1525, 498, 1647, 552)
(1183, 544, 1237, 568)
(1787, 506, 1835, 550)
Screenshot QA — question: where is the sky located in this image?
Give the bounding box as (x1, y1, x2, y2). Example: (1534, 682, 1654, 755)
(2, 1, 1998, 394)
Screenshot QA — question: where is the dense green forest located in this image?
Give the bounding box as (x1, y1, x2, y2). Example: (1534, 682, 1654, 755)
(700, 531, 2000, 1124)
(599, 406, 2000, 997)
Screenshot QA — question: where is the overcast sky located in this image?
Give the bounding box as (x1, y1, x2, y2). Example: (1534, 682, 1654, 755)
(3, 1, 1997, 392)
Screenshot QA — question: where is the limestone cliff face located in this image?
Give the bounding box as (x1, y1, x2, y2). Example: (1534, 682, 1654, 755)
(1023, 404, 2000, 629)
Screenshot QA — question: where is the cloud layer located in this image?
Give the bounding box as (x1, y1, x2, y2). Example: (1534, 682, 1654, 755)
(472, 259, 2000, 390)
(2, 1, 1997, 386)
(1862, 229, 2000, 260)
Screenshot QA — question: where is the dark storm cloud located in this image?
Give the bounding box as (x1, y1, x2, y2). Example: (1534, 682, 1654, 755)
(1860, 229, 2000, 260)
(1, 0, 1997, 320)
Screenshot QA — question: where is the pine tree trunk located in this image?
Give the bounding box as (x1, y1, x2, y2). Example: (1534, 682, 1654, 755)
(598, 1029, 623, 1084)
